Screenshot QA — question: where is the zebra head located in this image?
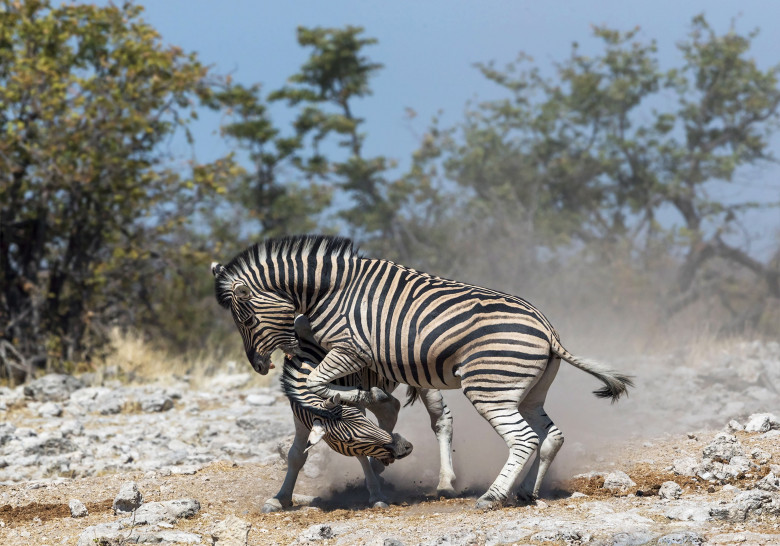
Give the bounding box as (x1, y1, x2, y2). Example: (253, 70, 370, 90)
(212, 261, 299, 375)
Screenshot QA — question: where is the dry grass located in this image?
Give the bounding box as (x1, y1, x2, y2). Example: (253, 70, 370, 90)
(93, 327, 278, 388)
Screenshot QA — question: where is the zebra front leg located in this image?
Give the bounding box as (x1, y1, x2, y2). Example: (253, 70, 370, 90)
(357, 455, 389, 508)
(305, 348, 387, 406)
(365, 392, 402, 476)
(418, 388, 457, 497)
(262, 416, 309, 513)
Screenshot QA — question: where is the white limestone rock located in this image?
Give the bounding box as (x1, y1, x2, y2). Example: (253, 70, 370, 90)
(298, 523, 335, 542)
(726, 419, 744, 432)
(123, 498, 200, 525)
(671, 457, 699, 477)
(23, 374, 84, 402)
(211, 514, 251, 546)
(59, 419, 84, 437)
(531, 529, 586, 543)
(602, 471, 636, 494)
(139, 392, 174, 413)
(702, 433, 744, 463)
(665, 504, 712, 522)
(113, 481, 143, 514)
(69, 498, 88, 518)
(710, 490, 780, 521)
(745, 413, 780, 433)
(657, 531, 705, 545)
(37, 402, 63, 418)
(658, 481, 682, 500)
(756, 472, 780, 492)
(751, 447, 772, 465)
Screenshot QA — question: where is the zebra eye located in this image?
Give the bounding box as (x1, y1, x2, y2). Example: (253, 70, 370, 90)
(234, 284, 251, 300)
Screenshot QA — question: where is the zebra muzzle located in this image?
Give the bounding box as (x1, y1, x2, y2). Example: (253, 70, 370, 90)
(384, 432, 413, 463)
(250, 351, 274, 375)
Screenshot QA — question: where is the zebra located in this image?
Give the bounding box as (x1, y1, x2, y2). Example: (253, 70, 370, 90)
(260, 313, 456, 511)
(212, 235, 633, 509)
(268, 329, 412, 512)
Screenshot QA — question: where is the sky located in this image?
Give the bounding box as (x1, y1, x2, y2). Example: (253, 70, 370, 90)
(133, 0, 780, 254)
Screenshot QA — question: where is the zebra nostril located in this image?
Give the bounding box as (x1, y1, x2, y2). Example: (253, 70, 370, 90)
(388, 433, 413, 460)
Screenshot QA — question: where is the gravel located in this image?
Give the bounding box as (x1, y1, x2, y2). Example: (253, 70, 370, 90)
(2, 340, 780, 545)
(0, 378, 293, 484)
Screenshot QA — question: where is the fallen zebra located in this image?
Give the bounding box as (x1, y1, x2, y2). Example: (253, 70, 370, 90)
(255, 315, 456, 512)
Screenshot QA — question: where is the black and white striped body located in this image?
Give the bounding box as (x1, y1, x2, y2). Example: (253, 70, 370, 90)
(214, 235, 632, 508)
(280, 343, 411, 464)
(258, 318, 456, 512)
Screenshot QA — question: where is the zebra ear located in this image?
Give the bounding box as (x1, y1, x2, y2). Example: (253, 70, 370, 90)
(304, 419, 327, 453)
(322, 393, 341, 410)
(211, 262, 225, 278)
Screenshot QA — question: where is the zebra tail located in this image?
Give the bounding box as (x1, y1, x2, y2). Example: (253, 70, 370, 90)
(404, 386, 421, 407)
(550, 337, 634, 403)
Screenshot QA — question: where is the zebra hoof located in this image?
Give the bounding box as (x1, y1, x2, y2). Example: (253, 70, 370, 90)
(475, 496, 502, 510)
(515, 490, 538, 505)
(437, 486, 457, 499)
(261, 498, 285, 513)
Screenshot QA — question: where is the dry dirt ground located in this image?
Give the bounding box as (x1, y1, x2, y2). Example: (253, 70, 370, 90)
(2, 340, 780, 545)
(1, 429, 779, 545)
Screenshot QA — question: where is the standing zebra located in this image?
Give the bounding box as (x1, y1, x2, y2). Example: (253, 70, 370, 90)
(213, 235, 633, 509)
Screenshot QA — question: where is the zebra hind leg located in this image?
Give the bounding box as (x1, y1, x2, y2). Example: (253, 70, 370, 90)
(418, 388, 457, 497)
(464, 388, 540, 510)
(262, 417, 309, 513)
(515, 408, 564, 503)
(517, 357, 564, 503)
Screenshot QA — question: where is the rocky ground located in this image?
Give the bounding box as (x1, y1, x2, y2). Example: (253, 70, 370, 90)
(0, 341, 779, 545)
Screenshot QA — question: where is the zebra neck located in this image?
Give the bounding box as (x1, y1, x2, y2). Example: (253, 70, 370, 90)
(302, 258, 367, 340)
(298, 255, 361, 321)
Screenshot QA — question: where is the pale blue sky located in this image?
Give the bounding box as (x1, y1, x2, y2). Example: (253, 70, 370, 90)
(135, 0, 780, 252)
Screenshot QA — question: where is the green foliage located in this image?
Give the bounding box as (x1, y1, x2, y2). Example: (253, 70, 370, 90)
(411, 15, 780, 331)
(207, 82, 330, 239)
(0, 0, 229, 368)
(3, 6, 779, 373)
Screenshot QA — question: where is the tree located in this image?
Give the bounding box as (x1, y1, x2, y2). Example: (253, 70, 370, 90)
(206, 82, 330, 242)
(269, 26, 418, 259)
(415, 16, 780, 330)
(0, 0, 227, 371)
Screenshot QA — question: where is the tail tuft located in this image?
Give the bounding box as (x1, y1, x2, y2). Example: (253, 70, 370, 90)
(592, 373, 635, 403)
(551, 336, 635, 404)
(404, 386, 421, 407)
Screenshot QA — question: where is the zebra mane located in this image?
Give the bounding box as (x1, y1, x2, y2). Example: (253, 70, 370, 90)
(279, 356, 341, 420)
(214, 234, 362, 308)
